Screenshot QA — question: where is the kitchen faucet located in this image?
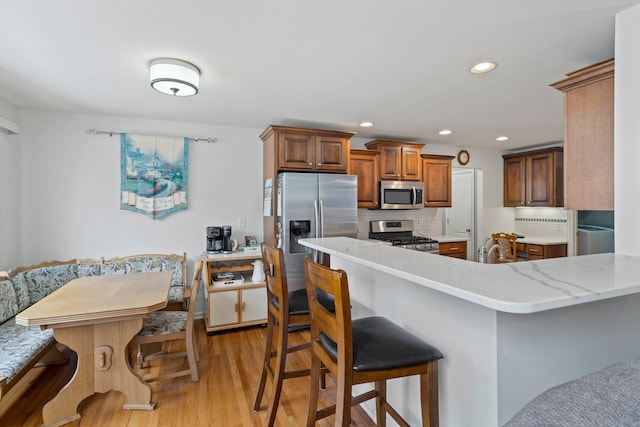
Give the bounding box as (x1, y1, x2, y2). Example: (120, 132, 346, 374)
(477, 237, 505, 263)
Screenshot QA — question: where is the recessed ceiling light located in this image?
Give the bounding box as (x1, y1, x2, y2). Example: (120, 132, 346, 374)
(496, 136, 509, 141)
(359, 121, 374, 128)
(439, 129, 452, 135)
(470, 62, 497, 74)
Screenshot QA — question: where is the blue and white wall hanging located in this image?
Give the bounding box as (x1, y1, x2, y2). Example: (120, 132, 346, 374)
(120, 133, 188, 220)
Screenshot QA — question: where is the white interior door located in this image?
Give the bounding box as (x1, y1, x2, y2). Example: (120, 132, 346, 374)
(445, 169, 476, 260)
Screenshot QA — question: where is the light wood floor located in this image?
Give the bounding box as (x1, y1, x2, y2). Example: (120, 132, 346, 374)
(0, 320, 375, 426)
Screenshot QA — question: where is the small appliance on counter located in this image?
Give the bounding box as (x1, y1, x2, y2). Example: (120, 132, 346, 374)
(222, 225, 233, 254)
(369, 220, 439, 253)
(206, 226, 223, 254)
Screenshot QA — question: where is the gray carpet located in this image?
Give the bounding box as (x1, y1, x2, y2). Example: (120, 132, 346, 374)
(505, 358, 640, 426)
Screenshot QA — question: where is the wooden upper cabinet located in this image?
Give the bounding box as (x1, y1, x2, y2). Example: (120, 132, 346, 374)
(504, 156, 526, 206)
(551, 59, 614, 210)
(349, 150, 379, 208)
(315, 135, 349, 172)
(364, 140, 424, 181)
(503, 148, 563, 207)
(277, 132, 314, 170)
(261, 125, 352, 174)
(422, 155, 454, 207)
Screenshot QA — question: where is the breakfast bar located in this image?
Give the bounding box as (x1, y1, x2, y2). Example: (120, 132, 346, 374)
(298, 237, 640, 427)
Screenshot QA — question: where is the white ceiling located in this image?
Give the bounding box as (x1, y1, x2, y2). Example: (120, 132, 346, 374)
(1, 0, 638, 150)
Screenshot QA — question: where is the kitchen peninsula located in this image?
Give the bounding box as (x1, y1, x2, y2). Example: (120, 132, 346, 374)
(298, 237, 640, 426)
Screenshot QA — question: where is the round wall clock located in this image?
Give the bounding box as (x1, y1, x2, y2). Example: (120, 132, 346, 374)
(457, 150, 470, 165)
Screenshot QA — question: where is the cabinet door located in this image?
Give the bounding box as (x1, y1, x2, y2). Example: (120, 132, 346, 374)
(349, 150, 379, 208)
(315, 136, 348, 172)
(526, 152, 554, 206)
(240, 287, 267, 323)
(209, 290, 239, 326)
(277, 132, 314, 170)
(423, 157, 452, 207)
(401, 146, 423, 181)
(504, 156, 526, 207)
(379, 145, 402, 180)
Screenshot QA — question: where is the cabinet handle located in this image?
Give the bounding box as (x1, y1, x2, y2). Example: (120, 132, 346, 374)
(529, 248, 540, 253)
(308, 162, 312, 166)
(234, 303, 239, 312)
(317, 163, 322, 166)
(449, 247, 459, 251)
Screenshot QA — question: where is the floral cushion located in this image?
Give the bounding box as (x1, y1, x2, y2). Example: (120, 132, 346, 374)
(138, 311, 187, 337)
(167, 286, 184, 304)
(10, 273, 29, 312)
(77, 262, 102, 278)
(102, 259, 128, 276)
(0, 317, 54, 383)
(0, 280, 18, 324)
(23, 264, 78, 304)
(163, 258, 185, 288)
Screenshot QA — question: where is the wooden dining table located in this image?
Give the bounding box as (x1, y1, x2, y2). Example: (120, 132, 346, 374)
(16, 271, 172, 427)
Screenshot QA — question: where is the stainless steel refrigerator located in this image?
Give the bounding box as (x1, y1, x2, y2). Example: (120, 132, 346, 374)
(277, 172, 357, 290)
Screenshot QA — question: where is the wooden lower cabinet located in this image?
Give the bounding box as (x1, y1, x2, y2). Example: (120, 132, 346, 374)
(516, 243, 567, 261)
(439, 241, 467, 259)
(203, 251, 267, 334)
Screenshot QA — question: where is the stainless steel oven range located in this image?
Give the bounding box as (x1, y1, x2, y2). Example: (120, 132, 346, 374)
(369, 220, 439, 254)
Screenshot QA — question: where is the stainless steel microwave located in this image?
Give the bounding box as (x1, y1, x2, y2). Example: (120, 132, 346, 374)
(379, 180, 424, 209)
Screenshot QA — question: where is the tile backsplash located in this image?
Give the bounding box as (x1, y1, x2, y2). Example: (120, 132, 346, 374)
(357, 208, 443, 239)
(514, 207, 567, 238)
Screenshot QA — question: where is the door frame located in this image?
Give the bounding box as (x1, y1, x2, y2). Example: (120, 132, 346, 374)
(444, 168, 483, 261)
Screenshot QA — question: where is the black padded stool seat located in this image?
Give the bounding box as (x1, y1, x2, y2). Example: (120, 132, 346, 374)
(274, 288, 336, 315)
(319, 316, 443, 371)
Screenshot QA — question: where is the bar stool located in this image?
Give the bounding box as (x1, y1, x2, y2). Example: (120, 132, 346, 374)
(253, 244, 334, 427)
(303, 257, 443, 427)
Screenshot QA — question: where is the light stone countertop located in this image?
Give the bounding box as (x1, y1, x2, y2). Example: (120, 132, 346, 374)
(299, 237, 639, 314)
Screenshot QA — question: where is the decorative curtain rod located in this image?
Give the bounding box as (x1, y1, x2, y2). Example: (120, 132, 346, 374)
(85, 128, 217, 144)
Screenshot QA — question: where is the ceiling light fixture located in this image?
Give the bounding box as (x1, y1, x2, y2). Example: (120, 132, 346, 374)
(496, 136, 509, 141)
(470, 62, 497, 74)
(149, 58, 200, 96)
(359, 121, 374, 128)
(439, 129, 452, 135)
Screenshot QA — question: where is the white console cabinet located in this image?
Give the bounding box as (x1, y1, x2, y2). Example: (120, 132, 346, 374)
(203, 249, 267, 334)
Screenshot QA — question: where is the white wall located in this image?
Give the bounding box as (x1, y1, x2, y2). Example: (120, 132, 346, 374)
(14, 109, 264, 274)
(615, 5, 640, 255)
(0, 97, 20, 270)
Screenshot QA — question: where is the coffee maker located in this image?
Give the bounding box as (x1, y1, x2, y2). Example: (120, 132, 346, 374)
(206, 226, 223, 254)
(222, 225, 233, 254)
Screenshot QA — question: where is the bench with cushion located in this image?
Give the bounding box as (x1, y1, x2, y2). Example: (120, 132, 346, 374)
(0, 260, 75, 400)
(0, 252, 187, 400)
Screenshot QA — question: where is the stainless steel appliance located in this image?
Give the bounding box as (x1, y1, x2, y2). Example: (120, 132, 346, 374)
(222, 225, 233, 254)
(369, 220, 439, 253)
(277, 172, 358, 290)
(379, 180, 424, 209)
(206, 226, 223, 253)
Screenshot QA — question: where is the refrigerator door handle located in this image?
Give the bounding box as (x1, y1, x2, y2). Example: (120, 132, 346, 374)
(318, 199, 325, 264)
(313, 199, 319, 263)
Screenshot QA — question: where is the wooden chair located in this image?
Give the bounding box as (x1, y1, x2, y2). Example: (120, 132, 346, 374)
(253, 243, 334, 427)
(133, 260, 202, 382)
(491, 232, 518, 263)
(303, 257, 443, 427)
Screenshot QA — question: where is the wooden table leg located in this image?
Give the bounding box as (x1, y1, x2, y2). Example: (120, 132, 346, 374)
(41, 318, 155, 427)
